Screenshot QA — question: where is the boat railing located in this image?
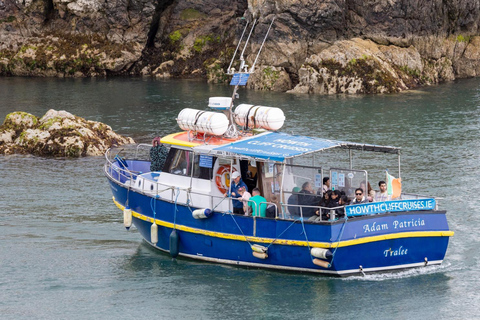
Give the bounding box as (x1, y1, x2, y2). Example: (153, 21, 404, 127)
(396, 192, 443, 209)
(277, 203, 344, 222)
(105, 149, 443, 218)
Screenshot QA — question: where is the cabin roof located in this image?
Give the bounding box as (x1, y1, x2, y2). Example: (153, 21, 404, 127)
(198, 132, 401, 162)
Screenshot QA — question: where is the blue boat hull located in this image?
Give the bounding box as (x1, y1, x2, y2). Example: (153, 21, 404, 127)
(107, 177, 452, 276)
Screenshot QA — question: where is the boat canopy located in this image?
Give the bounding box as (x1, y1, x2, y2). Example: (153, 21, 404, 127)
(196, 132, 400, 162)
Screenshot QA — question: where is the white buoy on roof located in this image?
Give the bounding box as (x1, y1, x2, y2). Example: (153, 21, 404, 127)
(123, 205, 132, 229)
(177, 108, 229, 136)
(234, 104, 285, 131)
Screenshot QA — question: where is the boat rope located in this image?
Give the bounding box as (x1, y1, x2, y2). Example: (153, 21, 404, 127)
(184, 188, 194, 214)
(330, 217, 349, 266)
(212, 196, 227, 211)
(113, 154, 131, 207)
(173, 187, 180, 229)
(229, 214, 253, 247)
(299, 217, 314, 261)
(264, 218, 299, 249)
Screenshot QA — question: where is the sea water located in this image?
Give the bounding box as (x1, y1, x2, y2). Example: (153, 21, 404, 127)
(0, 77, 479, 319)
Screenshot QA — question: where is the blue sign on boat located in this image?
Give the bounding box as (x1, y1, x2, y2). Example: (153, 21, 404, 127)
(199, 155, 213, 168)
(346, 198, 436, 217)
(230, 73, 250, 86)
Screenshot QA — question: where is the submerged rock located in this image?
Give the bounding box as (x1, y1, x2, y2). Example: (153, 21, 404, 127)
(0, 110, 134, 157)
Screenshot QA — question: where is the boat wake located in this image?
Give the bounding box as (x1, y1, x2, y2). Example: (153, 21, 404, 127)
(342, 261, 457, 281)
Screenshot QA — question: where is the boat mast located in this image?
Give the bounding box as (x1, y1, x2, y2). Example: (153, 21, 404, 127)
(223, 17, 275, 138)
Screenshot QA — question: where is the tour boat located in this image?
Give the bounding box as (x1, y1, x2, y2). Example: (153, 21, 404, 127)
(104, 20, 453, 276)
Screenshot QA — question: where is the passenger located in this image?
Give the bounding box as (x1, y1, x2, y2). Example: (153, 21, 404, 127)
(339, 194, 349, 206)
(335, 195, 349, 218)
(322, 177, 330, 194)
(374, 180, 391, 202)
(266, 195, 279, 218)
(150, 137, 169, 172)
(237, 186, 252, 216)
(224, 171, 248, 215)
(329, 190, 340, 207)
(287, 187, 301, 216)
(351, 188, 368, 204)
(318, 190, 331, 219)
(360, 181, 376, 202)
(249, 188, 267, 217)
(244, 170, 257, 193)
(297, 181, 321, 218)
(322, 190, 340, 220)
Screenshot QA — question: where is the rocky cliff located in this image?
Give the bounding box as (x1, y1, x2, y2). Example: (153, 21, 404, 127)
(1, 0, 480, 94)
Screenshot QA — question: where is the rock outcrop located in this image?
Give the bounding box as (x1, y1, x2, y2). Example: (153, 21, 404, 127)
(0, 109, 134, 157)
(1, 0, 480, 94)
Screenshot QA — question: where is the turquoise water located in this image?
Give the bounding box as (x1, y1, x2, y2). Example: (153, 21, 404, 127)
(0, 77, 479, 319)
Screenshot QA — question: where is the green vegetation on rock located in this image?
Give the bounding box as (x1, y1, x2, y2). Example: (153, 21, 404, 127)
(193, 35, 220, 53)
(180, 8, 206, 20)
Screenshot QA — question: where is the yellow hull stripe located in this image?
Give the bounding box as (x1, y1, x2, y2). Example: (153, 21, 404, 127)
(114, 198, 454, 249)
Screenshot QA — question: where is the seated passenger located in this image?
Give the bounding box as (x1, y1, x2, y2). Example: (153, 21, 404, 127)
(287, 187, 301, 216)
(297, 181, 321, 218)
(322, 177, 330, 194)
(320, 190, 341, 220)
(266, 195, 279, 218)
(360, 181, 376, 202)
(351, 188, 368, 204)
(335, 195, 349, 218)
(374, 180, 391, 202)
(319, 190, 331, 220)
(249, 188, 267, 217)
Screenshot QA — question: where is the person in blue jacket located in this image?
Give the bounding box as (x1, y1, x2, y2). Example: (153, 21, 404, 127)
(224, 171, 248, 215)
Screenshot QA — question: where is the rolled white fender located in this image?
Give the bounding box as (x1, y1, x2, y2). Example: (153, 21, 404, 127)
(151, 223, 158, 245)
(253, 251, 268, 259)
(251, 244, 268, 253)
(123, 206, 132, 229)
(310, 248, 332, 260)
(192, 208, 213, 219)
(313, 258, 331, 268)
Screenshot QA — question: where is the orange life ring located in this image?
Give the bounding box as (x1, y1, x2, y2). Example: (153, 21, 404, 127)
(215, 165, 237, 194)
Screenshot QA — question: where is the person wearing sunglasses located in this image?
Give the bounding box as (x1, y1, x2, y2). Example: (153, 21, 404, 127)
(351, 188, 368, 204)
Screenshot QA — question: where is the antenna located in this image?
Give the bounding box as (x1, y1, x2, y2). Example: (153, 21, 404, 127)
(222, 17, 275, 139)
(250, 17, 275, 73)
(227, 20, 249, 75)
(238, 19, 257, 73)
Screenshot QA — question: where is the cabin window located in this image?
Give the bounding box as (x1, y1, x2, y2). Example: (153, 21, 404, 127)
(163, 148, 215, 180)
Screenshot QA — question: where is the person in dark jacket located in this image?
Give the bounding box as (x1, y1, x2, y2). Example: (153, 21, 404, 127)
(150, 137, 168, 172)
(224, 171, 248, 215)
(297, 181, 321, 218)
(287, 187, 301, 216)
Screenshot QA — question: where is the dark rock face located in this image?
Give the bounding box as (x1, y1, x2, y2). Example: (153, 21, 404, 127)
(1, 0, 480, 94)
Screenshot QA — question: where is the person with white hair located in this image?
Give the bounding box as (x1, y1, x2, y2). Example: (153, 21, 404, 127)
(224, 171, 248, 215)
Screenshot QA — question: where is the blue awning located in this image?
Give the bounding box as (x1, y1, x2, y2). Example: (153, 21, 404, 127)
(211, 132, 342, 162)
(207, 132, 400, 162)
